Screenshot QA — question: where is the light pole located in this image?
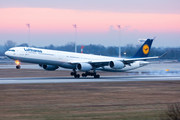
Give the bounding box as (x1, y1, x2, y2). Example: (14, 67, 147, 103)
(26, 23, 30, 47)
(73, 24, 77, 53)
(117, 25, 121, 57)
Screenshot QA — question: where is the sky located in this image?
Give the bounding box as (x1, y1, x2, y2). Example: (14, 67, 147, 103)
(0, 0, 180, 47)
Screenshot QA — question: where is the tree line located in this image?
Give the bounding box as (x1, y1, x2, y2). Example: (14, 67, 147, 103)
(0, 40, 180, 59)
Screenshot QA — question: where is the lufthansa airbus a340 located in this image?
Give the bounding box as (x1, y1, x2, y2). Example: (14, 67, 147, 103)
(5, 38, 166, 78)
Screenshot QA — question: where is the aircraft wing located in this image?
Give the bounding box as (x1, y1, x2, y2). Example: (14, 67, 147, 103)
(69, 59, 111, 67)
(122, 56, 159, 64)
(69, 56, 157, 65)
(69, 53, 167, 67)
(122, 52, 167, 64)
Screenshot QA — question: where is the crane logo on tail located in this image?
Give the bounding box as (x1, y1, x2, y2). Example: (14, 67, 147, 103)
(142, 44, 149, 55)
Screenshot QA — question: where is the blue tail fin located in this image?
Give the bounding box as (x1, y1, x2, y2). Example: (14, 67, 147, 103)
(132, 39, 154, 58)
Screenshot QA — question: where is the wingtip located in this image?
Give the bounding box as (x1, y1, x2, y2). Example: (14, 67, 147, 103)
(159, 52, 167, 58)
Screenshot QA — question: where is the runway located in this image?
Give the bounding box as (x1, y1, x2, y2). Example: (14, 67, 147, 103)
(1, 62, 180, 84)
(0, 75, 180, 84)
(1, 62, 180, 71)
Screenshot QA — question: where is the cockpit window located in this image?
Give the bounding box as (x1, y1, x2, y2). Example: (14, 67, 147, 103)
(8, 49, 15, 52)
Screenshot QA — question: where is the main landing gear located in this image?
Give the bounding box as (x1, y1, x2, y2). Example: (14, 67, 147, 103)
(70, 70, 80, 78)
(82, 72, 100, 78)
(70, 70, 100, 78)
(15, 60, 21, 69)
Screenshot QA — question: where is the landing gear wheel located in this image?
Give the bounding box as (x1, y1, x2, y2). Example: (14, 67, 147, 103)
(94, 74, 100, 78)
(74, 74, 80, 78)
(82, 73, 87, 77)
(70, 72, 75, 76)
(71, 69, 80, 78)
(16, 65, 21, 69)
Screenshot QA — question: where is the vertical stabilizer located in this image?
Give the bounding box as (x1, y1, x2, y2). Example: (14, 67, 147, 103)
(132, 39, 154, 58)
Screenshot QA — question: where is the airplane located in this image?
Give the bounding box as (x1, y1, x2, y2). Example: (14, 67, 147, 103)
(5, 38, 166, 78)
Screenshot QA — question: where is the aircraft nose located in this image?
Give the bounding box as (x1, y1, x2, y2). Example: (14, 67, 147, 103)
(5, 51, 9, 56)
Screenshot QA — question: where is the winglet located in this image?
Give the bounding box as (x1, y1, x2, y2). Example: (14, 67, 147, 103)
(159, 52, 167, 58)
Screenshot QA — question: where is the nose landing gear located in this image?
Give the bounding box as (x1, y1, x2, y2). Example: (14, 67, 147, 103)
(15, 60, 21, 69)
(16, 65, 21, 69)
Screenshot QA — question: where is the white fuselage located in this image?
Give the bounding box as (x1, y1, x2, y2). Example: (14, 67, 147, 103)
(5, 47, 148, 72)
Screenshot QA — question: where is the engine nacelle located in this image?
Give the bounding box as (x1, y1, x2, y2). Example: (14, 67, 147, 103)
(42, 65, 59, 71)
(109, 61, 125, 69)
(77, 63, 92, 71)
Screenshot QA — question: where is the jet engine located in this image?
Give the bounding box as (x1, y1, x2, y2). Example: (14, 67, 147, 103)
(77, 63, 92, 71)
(109, 61, 125, 69)
(42, 65, 59, 71)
